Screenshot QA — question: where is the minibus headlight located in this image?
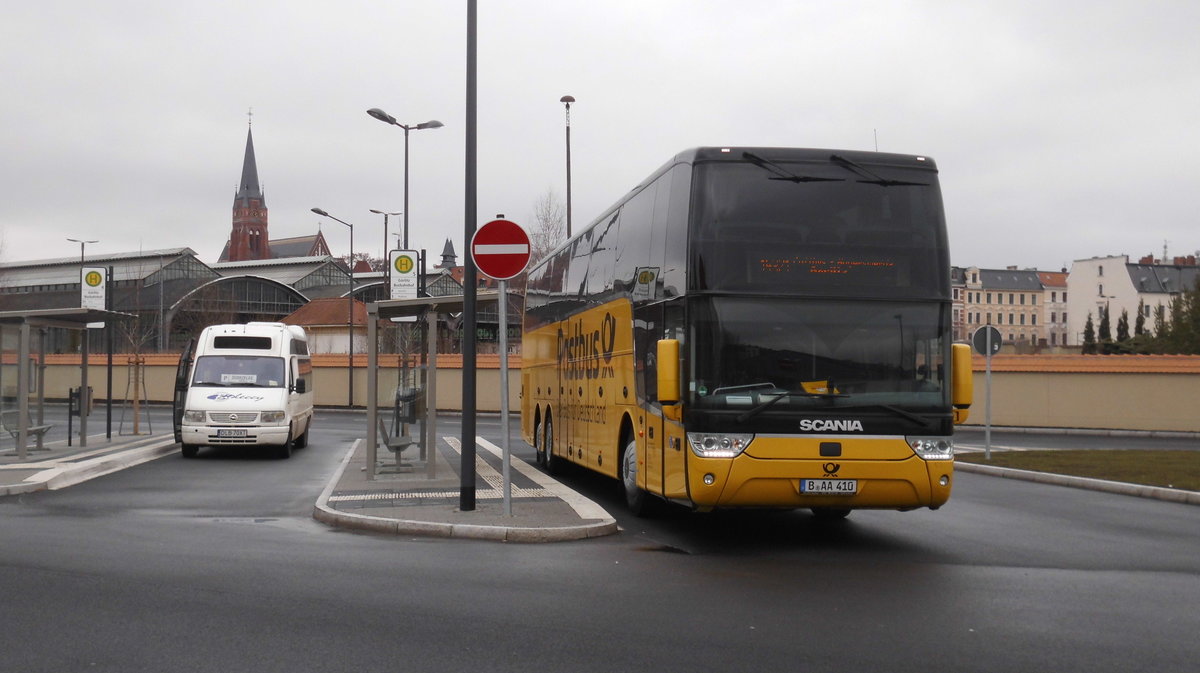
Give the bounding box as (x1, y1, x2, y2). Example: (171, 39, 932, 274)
(183, 410, 205, 423)
(260, 411, 286, 424)
(907, 436, 954, 460)
(687, 433, 753, 458)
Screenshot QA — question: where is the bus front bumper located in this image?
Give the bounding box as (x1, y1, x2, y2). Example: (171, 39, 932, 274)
(687, 454, 953, 511)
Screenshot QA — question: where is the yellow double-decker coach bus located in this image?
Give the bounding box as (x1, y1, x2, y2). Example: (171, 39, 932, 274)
(522, 147, 973, 519)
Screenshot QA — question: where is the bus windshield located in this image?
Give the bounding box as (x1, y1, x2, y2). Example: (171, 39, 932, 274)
(689, 297, 948, 414)
(191, 355, 286, 388)
(691, 159, 948, 298)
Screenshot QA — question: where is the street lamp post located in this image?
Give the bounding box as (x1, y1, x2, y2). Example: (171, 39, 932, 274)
(560, 95, 574, 238)
(312, 207, 356, 407)
(66, 237, 98, 266)
(366, 108, 444, 250)
(369, 209, 402, 261)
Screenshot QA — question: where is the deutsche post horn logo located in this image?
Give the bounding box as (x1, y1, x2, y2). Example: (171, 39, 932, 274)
(822, 462, 841, 476)
(85, 271, 103, 287)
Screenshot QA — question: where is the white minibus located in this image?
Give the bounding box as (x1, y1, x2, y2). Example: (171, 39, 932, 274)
(175, 322, 314, 459)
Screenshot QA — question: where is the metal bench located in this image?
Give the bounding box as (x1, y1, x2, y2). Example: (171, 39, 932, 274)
(1, 408, 53, 444)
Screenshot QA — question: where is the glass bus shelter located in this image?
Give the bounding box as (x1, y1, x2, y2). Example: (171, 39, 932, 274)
(364, 291, 500, 481)
(0, 308, 132, 460)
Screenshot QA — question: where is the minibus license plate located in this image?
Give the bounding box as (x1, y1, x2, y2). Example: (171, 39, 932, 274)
(217, 429, 248, 438)
(800, 478, 857, 495)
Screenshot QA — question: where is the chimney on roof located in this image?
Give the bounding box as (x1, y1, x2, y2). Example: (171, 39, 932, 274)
(1140, 254, 1155, 265)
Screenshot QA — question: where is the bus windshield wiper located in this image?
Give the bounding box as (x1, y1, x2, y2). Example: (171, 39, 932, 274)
(743, 152, 843, 183)
(735, 389, 847, 423)
(829, 154, 927, 187)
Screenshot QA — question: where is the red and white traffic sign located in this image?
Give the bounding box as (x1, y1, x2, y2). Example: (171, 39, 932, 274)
(471, 219, 531, 280)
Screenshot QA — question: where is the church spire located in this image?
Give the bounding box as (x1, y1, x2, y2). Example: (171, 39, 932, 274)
(226, 113, 270, 262)
(235, 121, 262, 202)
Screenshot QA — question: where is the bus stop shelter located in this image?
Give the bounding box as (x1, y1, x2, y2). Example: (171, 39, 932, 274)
(364, 291, 500, 481)
(0, 307, 132, 459)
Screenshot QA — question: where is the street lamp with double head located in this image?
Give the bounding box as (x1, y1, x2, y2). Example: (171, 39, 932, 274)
(366, 108, 443, 250)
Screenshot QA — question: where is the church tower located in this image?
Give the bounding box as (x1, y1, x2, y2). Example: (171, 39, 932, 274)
(227, 119, 270, 261)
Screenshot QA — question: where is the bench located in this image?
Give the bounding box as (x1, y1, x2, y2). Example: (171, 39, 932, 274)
(1, 408, 53, 444)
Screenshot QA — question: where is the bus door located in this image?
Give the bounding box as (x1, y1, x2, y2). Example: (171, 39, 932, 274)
(660, 304, 688, 499)
(635, 304, 665, 494)
(172, 338, 195, 444)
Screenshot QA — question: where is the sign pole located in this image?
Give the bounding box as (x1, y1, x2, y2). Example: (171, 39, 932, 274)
(471, 217, 530, 517)
(985, 328, 993, 460)
(499, 280, 512, 516)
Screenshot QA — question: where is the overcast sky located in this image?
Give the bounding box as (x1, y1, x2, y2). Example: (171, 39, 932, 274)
(3, 0, 1198, 273)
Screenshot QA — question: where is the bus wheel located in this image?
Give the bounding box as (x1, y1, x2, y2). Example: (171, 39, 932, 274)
(181, 445, 199, 459)
(621, 438, 650, 516)
(811, 507, 850, 521)
(543, 417, 559, 475)
(534, 418, 546, 466)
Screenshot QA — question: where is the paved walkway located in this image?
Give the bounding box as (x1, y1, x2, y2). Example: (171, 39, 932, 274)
(313, 435, 617, 541)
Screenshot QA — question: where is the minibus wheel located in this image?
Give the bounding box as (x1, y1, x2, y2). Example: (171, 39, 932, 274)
(181, 445, 199, 459)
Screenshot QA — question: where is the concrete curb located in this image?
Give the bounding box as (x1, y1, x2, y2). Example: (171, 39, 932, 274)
(4, 437, 179, 495)
(956, 425, 1200, 440)
(312, 441, 619, 543)
(955, 461, 1200, 506)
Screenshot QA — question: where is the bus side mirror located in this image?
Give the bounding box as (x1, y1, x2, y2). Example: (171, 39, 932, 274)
(294, 379, 306, 394)
(657, 339, 681, 419)
(951, 343, 973, 424)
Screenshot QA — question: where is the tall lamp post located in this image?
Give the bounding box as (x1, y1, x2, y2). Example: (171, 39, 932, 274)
(560, 95, 574, 238)
(366, 108, 444, 250)
(311, 207, 356, 407)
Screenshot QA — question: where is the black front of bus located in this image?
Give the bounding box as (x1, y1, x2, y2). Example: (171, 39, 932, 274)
(682, 149, 956, 511)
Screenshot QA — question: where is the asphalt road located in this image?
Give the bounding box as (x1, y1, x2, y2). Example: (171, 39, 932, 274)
(1, 411, 1197, 672)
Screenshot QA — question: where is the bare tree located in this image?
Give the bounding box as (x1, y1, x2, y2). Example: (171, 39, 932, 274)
(530, 187, 566, 266)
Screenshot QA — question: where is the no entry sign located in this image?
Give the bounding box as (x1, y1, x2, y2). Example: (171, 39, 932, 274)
(471, 219, 531, 280)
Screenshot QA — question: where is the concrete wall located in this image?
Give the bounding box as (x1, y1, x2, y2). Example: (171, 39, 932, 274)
(6, 353, 1200, 432)
(1, 353, 520, 413)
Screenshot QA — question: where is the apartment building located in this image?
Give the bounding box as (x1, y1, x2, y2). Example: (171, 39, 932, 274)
(1066, 254, 1200, 346)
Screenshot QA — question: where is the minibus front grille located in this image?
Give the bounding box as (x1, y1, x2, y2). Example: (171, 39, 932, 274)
(208, 412, 260, 424)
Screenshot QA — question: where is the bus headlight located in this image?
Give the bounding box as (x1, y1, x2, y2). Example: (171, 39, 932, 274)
(907, 436, 954, 460)
(183, 410, 204, 423)
(687, 433, 753, 458)
(260, 411, 286, 424)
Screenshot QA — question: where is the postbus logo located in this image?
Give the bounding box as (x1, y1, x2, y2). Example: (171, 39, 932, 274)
(557, 312, 617, 380)
(85, 271, 103, 287)
(393, 254, 415, 274)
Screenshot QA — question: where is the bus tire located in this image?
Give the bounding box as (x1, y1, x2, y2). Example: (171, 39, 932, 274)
(181, 445, 199, 459)
(543, 416, 560, 475)
(621, 437, 650, 516)
(534, 416, 546, 466)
